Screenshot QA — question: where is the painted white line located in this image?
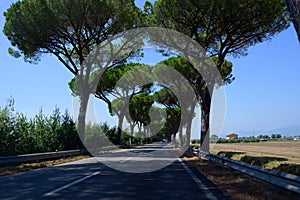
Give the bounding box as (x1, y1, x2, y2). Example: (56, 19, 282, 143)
(43, 171, 101, 197)
(178, 158, 217, 200)
(120, 157, 133, 163)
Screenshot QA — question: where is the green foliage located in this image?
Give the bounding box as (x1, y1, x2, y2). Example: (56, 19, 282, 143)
(191, 139, 200, 144)
(84, 122, 115, 147)
(152, 0, 289, 150)
(3, 0, 141, 70)
(129, 94, 154, 127)
(285, 0, 300, 42)
(217, 137, 260, 144)
(0, 105, 81, 156)
(271, 134, 282, 139)
(153, 0, 289, 59)
(159, 56, 234, 88)
(257, 135, 270, 139)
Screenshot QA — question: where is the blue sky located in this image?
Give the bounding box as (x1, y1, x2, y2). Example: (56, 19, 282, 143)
(1, 0, 300, 136)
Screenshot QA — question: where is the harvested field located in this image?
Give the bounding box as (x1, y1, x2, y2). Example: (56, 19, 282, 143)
(211, 141, 300, 163)
(210, 141, 300, 175)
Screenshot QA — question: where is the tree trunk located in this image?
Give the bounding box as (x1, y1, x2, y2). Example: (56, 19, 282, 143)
(185, 119, 192, 147)
(129, 124, 134, 145)
(199, 86, 213, 153)
(77, 91, 89, 148)
(185, 99, 197, 148)
(116, 114, 124, 145)
(286, 0, 300, 42)
(138, 124, 142, 141)
(179, 126, 183, 147)
(166, 132, 172, 143)
(144, 126, 147, 138)
(200, 108, 210, 152)
(173, 132, 177, 147)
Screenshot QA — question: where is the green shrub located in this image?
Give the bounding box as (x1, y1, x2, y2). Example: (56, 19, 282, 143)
(0, 105, 81, 156)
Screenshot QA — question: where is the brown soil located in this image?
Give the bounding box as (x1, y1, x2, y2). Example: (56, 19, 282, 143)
(211, 141, 300, 163)
(185, 156, 300, 200)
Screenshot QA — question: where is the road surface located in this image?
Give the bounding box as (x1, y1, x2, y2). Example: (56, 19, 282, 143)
(0, 143, 229, 199)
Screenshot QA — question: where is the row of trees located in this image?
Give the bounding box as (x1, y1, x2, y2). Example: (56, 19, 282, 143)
(0, 97, 167, 156)
(191, 134, 288, 145)
(85, 122, 164, 148)
(3, 0, 291, 152)
(0, 99, 81, 156)
(70, 60, 198, 147)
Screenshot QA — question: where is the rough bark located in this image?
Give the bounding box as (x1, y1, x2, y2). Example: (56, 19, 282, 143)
(173, 132, 177, 147)
(200, 108, 210, 152)
(77, 90, 89, 148)
(116, 114, 125, 145)
(179, 126, 183, 147)
(185, 119, 192, 147)
(199, 86, 213, 153)
(184, 98, 197, 148)
(286, 0, 300, 42)
(129, 124, 135, 145)
(166, 133, 172, 143)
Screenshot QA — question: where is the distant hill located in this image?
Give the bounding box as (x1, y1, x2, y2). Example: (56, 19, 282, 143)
(267, 125, 300, 137)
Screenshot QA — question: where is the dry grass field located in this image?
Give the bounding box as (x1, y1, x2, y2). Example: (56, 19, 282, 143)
(210, 140, 300, 175)
(211, 141, 300, 163)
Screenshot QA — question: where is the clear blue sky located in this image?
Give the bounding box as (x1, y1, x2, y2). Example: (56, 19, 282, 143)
(1, 0, 300, 136)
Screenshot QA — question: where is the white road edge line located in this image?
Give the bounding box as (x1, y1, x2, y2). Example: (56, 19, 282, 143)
(43, 171, 101, 197)
(178, 158, 217, 200)
(120, 157, 133, 163)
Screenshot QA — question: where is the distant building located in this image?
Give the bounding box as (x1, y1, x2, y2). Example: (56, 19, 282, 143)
(226, 133, 238, 140)
(293, 135, 300, 140)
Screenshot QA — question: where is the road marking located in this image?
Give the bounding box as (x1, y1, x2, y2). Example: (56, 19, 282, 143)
(178, 158, 217, 200)
(120, 157, 133, 163)
(43, 171, 101, 197)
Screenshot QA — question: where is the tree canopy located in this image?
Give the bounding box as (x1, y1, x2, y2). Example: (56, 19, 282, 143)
(286, 0, 300, 42)
(4, 0, 143, 140)
(4, 0, 141, 73)
(153, 0, 289, 68)
(151, 0, 289, 151)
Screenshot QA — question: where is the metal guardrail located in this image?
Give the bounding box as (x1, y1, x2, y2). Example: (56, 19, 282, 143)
(0, 149, 87, 165)
(0, 145, 121, 166)
(198, 151, 300, 194)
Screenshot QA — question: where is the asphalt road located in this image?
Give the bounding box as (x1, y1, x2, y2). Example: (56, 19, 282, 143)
(0, 143, 229, 199)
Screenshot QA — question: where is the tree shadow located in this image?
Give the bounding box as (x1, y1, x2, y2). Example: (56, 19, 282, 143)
(216, 152, 300, 176)
(240, 156, 288, 166)
(217, 151, 246, 158)
(274, 163, 300, 176)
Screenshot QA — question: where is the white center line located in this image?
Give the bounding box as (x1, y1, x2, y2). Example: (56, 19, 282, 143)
(43, 171, 101, 197)
(120, 157, 133, 163)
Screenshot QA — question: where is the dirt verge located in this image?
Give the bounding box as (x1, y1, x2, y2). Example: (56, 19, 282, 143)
(185, 156, 300, 200)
